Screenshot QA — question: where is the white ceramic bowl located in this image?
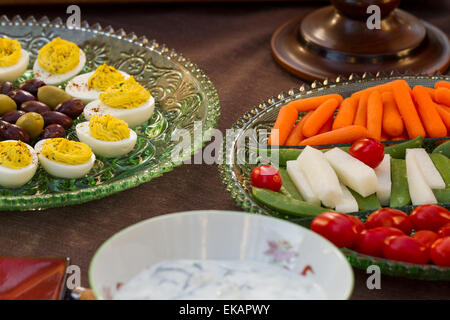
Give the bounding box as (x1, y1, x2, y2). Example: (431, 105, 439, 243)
(89, 210, 354, 300)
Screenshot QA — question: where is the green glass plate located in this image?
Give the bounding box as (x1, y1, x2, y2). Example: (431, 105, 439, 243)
(0, 15, 220, 211)
(218, 73, 450, 280)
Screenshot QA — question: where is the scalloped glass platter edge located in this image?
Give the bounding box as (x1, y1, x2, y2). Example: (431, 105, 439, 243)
(0, 15, 221, 211)
(218, 73, 450, 280)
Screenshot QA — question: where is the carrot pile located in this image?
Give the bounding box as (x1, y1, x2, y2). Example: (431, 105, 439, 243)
(268, 80, 450, 146)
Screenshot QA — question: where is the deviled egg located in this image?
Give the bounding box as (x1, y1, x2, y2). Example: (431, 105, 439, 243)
(34, 138, 95, 179)
(65, 64, 130, 104)
(83, 76, 155, 127)
(76, 114, 137, 158)
(0, 38, 30, 82)
(0, 140, 38, 188)
(33, 37, 86, 85)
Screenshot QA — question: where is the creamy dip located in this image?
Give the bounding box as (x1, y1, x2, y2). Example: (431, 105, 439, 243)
(113, 260, 326, 300)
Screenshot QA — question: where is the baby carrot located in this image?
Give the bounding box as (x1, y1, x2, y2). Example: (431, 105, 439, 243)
(302, 98, 340, 137)
(285, 111, 313, 146)
(423, 87, 436, 101)
(351, 80, 396, 99)
(332, 96, 359, 130)
(354, 90, 370, 127)
(391, 133, 408, 141)
(299, 125, 368, 146)
(268, 104, 298, 145)
(381, 91, 404, 137)
(412, 85, 447, 138)
(435, 104, 450, 130)
(392, 80, 426, 139)
(288, 94, 343, 112)
(435, 81, 450, 90)
(318, 115, 333, 134)
(367, 90, 383, 140)
(435, 87, 450, 107)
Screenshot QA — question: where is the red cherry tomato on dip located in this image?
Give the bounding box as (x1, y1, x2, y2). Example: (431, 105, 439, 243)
(382, 235, 429, 264)
(410, 204, 450, 232)
(250, 165, 282, 192)
(412, 230, 439, 248)
(430, 237, 450, 267)
(365, 208, 412, 235)
(348, 138, 385, 168)
(311, 212, 360, 248)
(354, 227, 404, 257)
(437, 223, 450, 238)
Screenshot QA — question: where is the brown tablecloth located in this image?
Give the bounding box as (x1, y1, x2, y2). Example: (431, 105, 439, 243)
(1, 2, 449, 300)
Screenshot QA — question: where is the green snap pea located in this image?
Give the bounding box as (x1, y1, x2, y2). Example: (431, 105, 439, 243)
(430, 153, 450, 188)
(384, 136, 423, 159)
(348, 188, 381, 211)
(432, 140, 450, 158)
(279, 168, 303, 201)
(252, 187, 328, 218)
(390, 158, 411, 207)
(433, 189, 450, 203)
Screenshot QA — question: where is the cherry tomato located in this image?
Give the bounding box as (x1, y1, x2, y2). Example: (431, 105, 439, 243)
(311, 212, 359, 248)
(382, 235, 429, 264)
(365, 208, 412, 235)
(430, 237, 450, 266)
(347, 215, 365, 233)
(437, 223, 450, 238)
(410, 204, 450, 232)
(250, 165, 282, 192)
(354, 227, 404, 257)
(348, 138, 385, 168)
(412, 230, 439, 248)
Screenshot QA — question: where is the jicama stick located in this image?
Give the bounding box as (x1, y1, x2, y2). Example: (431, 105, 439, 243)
(412, 85, 447, 138)
(268, 104, 298, 145)
(392, 80, 426, 139)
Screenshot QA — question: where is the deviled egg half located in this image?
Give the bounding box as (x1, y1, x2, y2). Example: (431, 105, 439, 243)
(33, 37, 86, 85)
(0, 140, 38, 188)
(83, 76, 155, 128)
(34, 138, 95, 179)
(65, 64, 130, 104)
(76, 114, 137, 158)
(0, 38, 30, 82)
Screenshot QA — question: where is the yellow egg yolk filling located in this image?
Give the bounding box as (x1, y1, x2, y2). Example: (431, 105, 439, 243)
(88, 64, 125, 91)
(42, 138, 92, 165)
(99, 76, 150, 109)
(0, 38, 22, 68)
(37, 37, 80, 75)
(89, 115, 130, 142)
(0, 141, 32, 169)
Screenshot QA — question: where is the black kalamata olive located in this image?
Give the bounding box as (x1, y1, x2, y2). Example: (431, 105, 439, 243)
(42, 111, 73, 129)
(55, 99, 85, 119)
(0, 81, 14, 95)
(21, 100, 51, 115)
(18, 79, 46, 97)
(0, 122, 30, 143)
(7, 89, 36, 107)
(2, 110, 25, 124)
(40, 124, 66, 140)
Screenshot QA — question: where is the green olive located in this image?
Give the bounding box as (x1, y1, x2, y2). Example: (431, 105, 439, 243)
(37, 85, 72, 109)
(15, 112, 44, 140)
(0, 94, 17, 115)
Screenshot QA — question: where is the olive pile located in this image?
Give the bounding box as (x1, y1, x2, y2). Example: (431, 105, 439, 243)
(0, 79, 85, 144)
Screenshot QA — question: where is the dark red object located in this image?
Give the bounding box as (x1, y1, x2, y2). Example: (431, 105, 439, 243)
(250, 165, 282, 192)
(412, 230, 439, 249)
(311, 212, 359, 248)
(0, 257, 68, 300)
(354, 226, 404, 257)
(365, 208, 413, 235)
(382, 235, 429, 264)
(430, 237, 450, 267)
(348, 138, 385, 168)
(410, 204, 450, 232)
